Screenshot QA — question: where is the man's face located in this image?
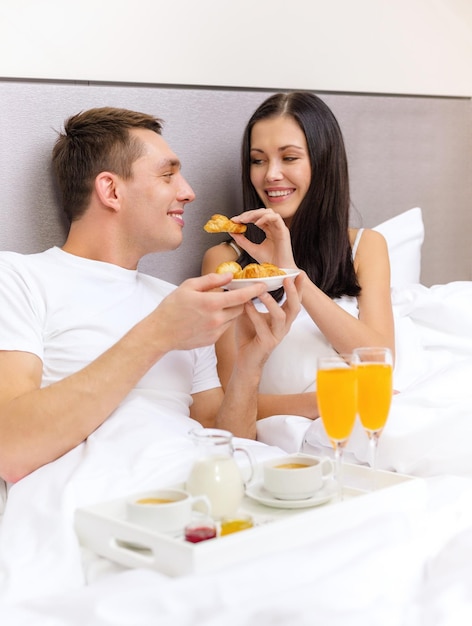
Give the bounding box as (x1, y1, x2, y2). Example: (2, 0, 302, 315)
(117, 128, 195, 257)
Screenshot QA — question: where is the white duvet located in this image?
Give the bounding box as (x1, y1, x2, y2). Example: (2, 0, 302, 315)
(1, 280, 472, 626)
(258, 281, 472, 476)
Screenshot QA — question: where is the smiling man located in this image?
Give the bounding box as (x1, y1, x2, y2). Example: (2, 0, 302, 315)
(0, 107, 301, 483)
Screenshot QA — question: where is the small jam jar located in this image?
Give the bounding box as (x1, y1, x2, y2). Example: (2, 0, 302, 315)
(184, 517, 217, 543)
(220, 514, 254, 536)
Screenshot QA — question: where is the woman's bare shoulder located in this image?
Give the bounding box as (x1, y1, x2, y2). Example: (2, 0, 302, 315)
(349, 226, 386, 243)
(201, 242, 239, 274)
(349, 227, 387, 250)
(360, 228, 387, 249)
(356, 229, 390, 279)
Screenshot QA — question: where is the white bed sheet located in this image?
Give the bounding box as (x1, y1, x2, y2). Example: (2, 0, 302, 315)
(1, 280, 472, 625)
(1, 473, 472, 626)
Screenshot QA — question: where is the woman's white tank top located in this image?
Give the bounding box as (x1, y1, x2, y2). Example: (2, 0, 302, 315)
(257, 229, 364, 394)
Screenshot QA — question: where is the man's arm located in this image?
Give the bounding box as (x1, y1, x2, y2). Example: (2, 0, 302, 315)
(0, 273, 269, 483)
(0, 317, 172, 483)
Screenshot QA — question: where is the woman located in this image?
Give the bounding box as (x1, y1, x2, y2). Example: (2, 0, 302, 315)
(202, 91, 394, 421)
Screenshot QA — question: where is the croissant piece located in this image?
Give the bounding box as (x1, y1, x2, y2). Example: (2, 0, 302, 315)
(215, 261, 242, 276)
(238, 263, 285, 279)
(259, 263, 287, 277)
(203, 214, 247, 234)
(215, 262, 286, 280)
(238, 263, 265, 279)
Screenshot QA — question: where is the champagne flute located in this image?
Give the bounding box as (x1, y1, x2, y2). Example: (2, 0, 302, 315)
(352, 347, 393, 490)
(316, 354, 357, 500)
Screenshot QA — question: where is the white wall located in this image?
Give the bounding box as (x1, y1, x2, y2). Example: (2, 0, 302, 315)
(1, 0, 471, 96)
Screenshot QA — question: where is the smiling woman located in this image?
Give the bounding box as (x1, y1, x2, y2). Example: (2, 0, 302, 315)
(201, 91, 395, 421)
(249, 116, 312, 225)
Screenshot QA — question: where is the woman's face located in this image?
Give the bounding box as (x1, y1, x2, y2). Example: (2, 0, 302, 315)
(249, 115, 311, 225)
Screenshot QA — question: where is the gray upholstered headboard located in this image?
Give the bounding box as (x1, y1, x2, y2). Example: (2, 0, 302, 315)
(1, 79, 471, 286)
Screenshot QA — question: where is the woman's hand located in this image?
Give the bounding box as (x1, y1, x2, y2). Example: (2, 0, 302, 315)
(233, 273, 302, 371)
(230, 208, 297, 269)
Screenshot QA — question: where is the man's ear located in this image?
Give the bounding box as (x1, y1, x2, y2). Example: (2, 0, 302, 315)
(95, 172, 120, 211)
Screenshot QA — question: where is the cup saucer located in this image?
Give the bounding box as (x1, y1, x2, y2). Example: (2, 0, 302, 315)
(245, 480, 337, 509)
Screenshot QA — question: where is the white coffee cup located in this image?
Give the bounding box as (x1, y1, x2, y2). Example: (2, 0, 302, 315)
(127, 488, 211, 535)
(262, 454, 334, 500)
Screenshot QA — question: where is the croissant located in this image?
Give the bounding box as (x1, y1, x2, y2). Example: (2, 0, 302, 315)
(240, 263, 286, 279)
(203, 214, 247, 234)
(215, 261, 286, 279)
(258, 263, 287, 277)
(215, 261, 242, 276)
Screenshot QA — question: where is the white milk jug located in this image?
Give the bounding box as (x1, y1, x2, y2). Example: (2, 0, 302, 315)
(186, 428, 253, 519)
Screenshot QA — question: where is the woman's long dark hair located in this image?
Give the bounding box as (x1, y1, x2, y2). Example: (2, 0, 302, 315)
(239, 91, 360, 300)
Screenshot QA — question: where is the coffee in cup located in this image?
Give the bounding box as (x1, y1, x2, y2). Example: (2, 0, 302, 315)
(262, 453, 333, 500)
(127, 488, 211, 535)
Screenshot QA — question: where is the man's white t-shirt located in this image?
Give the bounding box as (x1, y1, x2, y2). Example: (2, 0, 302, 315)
(0, 247, 220, 434)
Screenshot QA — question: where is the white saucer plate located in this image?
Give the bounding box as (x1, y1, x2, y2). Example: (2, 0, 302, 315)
(224, 269, 300, 291)
(245, 480, 337, 509)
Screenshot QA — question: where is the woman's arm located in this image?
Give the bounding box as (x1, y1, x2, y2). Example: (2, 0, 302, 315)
(299, 229, 395, 358)
(202, 241, 319, 421)
(192, 276, 302, 437)
(201, 222, 394, 422)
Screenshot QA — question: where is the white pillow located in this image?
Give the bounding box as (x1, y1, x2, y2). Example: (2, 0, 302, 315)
(373, 207, 424, 287)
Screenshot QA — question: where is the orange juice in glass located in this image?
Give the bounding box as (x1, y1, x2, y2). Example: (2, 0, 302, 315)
(317, 367, 357, 442)
(316, 354, 357, 500)
(353, 347, 393, 489)
(356, 362, 392, 432)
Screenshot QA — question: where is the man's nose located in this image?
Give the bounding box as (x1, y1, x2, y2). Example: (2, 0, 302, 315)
(178, 176, 196, 203)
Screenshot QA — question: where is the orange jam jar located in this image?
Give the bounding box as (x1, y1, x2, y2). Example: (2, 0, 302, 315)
(220, 514, 254, 536)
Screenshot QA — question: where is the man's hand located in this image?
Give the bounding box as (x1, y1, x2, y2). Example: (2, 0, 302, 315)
(150, 272, 269, 352)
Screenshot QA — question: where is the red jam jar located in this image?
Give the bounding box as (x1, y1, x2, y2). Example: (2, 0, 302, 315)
(184, 521, 217, 543)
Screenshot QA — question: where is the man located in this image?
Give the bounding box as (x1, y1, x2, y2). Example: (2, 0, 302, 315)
(0, 107, 300, 483)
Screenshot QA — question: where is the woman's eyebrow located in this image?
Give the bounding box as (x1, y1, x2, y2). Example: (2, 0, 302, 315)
(278, 144, 305, 151)
(250, 145, 305, 152)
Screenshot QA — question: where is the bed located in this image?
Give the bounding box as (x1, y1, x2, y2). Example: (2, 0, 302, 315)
(0, 80, 472, 625)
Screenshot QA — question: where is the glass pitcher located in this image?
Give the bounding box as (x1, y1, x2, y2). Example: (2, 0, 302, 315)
(185, 428, 254, 519)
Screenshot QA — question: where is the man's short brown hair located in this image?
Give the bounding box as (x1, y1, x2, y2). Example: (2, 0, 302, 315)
(52, 107, 163, 222)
